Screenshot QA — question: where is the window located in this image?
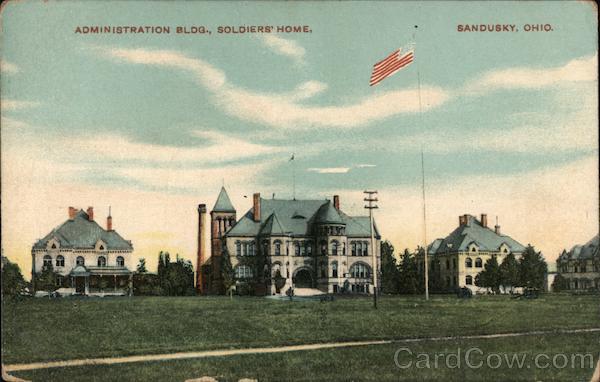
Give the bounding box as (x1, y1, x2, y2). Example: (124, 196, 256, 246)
(466, 275, 473, 285)
(56, 255, 65, 267)
(242, 242, 248, 256)
(43, 255, 52, 267)
(274, 241, 281, 256)
(332, 262, 338, 278)
(236, 241, 241, 257)
(471, 247, 477, 252)
(235, 265, 253, 279)
(117, 256, 125, 267)
(446, 259, 450, 270)
(350, 263, 370, 278)
(76, 256, 85, 266)
(51, 243, 57, 249)
(475, 258, 483, 268)
(331, 241, 339, 256)
(363, 242, 369, 256)
(465, 258, 473, 268)
(249, 242, 255, 256)
(97, 256, 107, 267)
(333, 285, 338, 293)
(305, 242, 312, 256)
(99, 245, 104, 250)
(351, 242, 357, 256)
(453, 258, 457, 269)
(295, 242, 301, 256)
(320, 241, 327, 256)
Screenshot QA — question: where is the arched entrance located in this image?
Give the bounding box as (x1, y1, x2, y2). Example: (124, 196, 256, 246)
(293, 268, 313, 288)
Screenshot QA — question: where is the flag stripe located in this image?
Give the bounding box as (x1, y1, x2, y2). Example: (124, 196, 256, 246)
(369, 58, 413, 86)
(369, 56, 413, 86)
(373, 49, 400, 68)
(369, 52, 414, 84)
(371, 52, 413, 77)
(371, 52, 414, 80)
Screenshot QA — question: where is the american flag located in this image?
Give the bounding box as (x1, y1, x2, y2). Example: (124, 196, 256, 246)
(369, 47, 414, 86)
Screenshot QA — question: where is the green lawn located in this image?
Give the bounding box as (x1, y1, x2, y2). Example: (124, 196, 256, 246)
(13, 332, 600, 381)
(2, 294, 599, 381)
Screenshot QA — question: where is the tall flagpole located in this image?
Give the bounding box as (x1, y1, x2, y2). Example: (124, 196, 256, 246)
(414, 24, 429, 301)
(290, 153, 296, 200)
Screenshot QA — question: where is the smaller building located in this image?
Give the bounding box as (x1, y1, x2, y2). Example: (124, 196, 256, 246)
(31, 207, 134, 295)
(423, 213, 526, 292)
(556, 235, 600, 291)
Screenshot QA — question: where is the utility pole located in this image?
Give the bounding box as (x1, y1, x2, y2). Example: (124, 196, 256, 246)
(364, 190, 378, 309)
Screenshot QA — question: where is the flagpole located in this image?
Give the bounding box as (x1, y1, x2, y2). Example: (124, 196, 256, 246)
(413, 24, 429, 301)
(291, 153, 296, 200)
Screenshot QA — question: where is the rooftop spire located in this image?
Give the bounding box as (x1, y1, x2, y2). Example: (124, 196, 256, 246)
(212, 187, 236, 213)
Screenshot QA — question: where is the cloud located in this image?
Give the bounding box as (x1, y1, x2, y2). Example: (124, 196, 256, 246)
(0, 59, 19, 74)
(307, 167, 351, 174)
(63, 130, 284, 165)
(259, 35, 306, 65)
(1, 99, 40, 111)
(465, 53, 597, 93)
(95, 47, 450, 129)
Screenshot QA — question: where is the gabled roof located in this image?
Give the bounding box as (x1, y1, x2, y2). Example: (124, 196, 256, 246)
(559, 234, 599, 261)
(259, 213, 289, 236)
(212, 187, 236, 213)
(226, 198, 380, 238)
(428, 215, 525, 255)
(33, 210, 133, 251)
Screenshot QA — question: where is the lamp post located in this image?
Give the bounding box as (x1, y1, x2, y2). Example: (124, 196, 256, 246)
(364, 190, 378, 309)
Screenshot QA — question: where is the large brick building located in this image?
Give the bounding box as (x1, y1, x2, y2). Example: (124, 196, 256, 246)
(423, 214, 526, 291)
(199, 188, 381, 295)
(31, 207, 134, 295)
(556, 235, 600, 291)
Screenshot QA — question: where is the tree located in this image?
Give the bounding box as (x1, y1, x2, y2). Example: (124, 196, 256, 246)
(551, 274, 569, 292)
(519, 245, 548, 290)
(1, 258, 27, 300)
(220, 244, 235, 296)
(398, 248, 419, 294)
(34, 263, 59, 296)
(477, 256, 501, 293)
(499, 253, 520, 292)
(136, 258, 147, 273)
(415, 247, 443, 293)
(157, 252, 195, 296)
(380, 241, 400, 294)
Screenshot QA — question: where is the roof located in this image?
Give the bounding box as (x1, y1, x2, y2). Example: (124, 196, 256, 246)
(428, 215, 526, 255)
(315, 201, 344, 224)
(559, 234, 599, 261)
(32, 210, 133, 251)
(226, 198, 380, 238)
(212, 187, 236, 213)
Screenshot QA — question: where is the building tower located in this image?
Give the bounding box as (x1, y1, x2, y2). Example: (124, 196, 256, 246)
(196, 204, 207, 294)
(210, 187, 236, 293)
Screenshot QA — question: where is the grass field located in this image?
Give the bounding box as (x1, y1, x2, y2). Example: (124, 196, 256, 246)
(2, 294, 599, 381)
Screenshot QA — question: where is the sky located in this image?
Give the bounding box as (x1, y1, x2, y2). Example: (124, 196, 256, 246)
(1, 1, 598, 277)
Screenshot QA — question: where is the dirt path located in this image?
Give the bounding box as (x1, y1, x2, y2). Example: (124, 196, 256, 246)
(4, 327, 600, 372)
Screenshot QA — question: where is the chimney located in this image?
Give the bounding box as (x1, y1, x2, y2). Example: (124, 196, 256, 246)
(68, 207, 77, 219)
(494, 216, 501, 235)
(459, 215, 466, 226)
(86, 206, 94, 221)
(463, 214, 469, 226)
(196, 204, 207, 294)
(480, 214, 488, 228)
(253, 193, 261, 222)
(333, 195, 340, 210)
(107, 216, 113, 231)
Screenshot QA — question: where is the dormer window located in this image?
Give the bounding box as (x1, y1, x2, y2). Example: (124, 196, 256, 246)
(99, 245, 104, 250)
(51, 243, 57, 249)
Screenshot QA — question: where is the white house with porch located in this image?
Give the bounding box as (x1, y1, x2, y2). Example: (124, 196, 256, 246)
(31, 206, 134, 296)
